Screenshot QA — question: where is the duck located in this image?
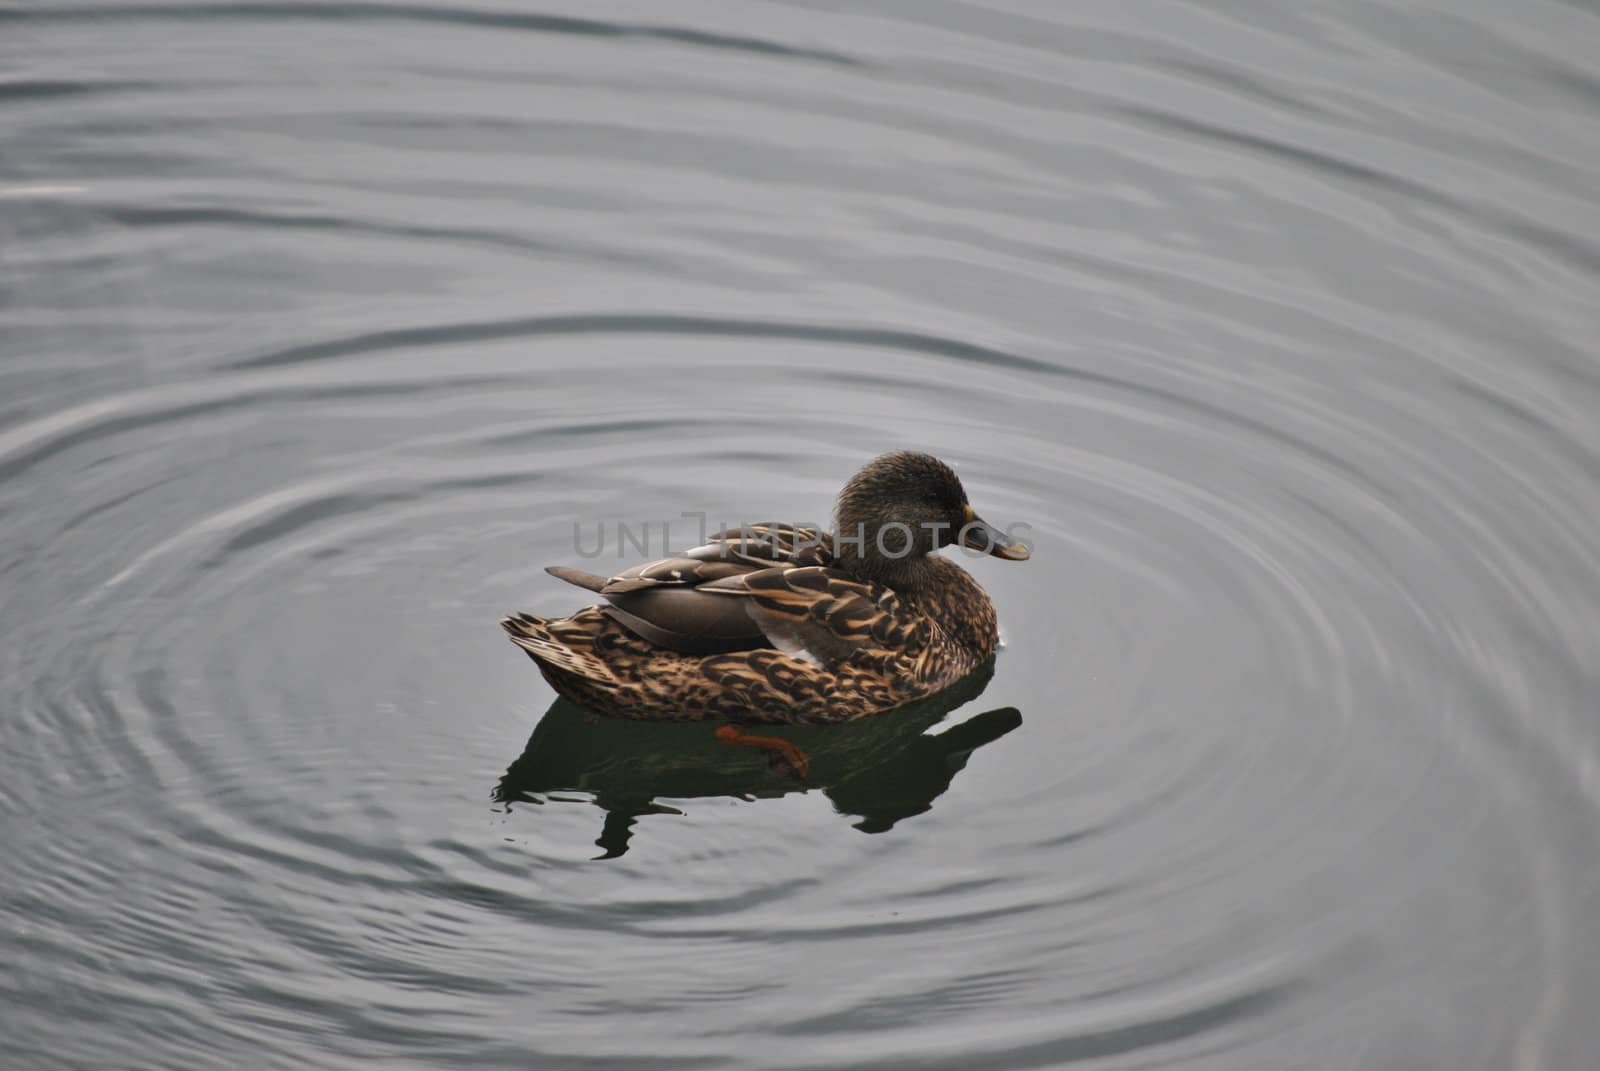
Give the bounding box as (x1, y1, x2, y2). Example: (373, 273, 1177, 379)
(501, 451, 1029, 734)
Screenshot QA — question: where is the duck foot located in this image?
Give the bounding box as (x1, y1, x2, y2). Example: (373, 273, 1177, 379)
(714, 726, 810, 780)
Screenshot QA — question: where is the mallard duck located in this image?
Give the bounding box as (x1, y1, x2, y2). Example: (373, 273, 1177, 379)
(501, 451, 1029, 728)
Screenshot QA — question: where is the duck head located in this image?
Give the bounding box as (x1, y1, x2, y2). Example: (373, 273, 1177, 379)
(833, 451, 1030, 587)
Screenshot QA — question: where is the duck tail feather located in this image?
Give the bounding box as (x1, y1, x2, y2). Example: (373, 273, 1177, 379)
(545, 565, 609, 592)
(500, 613, 618, 683)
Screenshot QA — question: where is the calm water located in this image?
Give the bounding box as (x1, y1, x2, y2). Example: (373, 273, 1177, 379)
(5, 2, 1600, 1068)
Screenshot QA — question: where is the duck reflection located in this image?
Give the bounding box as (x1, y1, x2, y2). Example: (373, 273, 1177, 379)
(495, 662, 1021, 858)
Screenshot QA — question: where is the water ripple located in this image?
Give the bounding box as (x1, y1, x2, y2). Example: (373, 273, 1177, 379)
(0, 3, 867, 68)
(4, 1, 1600, 1068)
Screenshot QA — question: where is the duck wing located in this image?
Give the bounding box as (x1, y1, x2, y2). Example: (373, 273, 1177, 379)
(703, 523, 833, 567)
(541, 524, 832, 655)
(698, 566, 917, 668)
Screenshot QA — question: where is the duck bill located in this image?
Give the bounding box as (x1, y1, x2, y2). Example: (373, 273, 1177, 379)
(959, 514, 1031, 561)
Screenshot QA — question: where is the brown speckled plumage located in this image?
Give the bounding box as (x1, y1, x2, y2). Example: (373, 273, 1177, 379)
(501, 453, 1028, 724)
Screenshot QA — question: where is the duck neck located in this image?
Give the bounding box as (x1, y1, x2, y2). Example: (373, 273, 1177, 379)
(836, 547, 939, 594)
(833, 501, 940, 593)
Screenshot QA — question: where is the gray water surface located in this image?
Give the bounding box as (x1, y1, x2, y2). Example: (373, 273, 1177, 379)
(5, 3, 1600, 1069)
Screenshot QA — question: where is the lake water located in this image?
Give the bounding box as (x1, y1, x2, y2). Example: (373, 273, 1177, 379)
(5, 2, 1600, 1068)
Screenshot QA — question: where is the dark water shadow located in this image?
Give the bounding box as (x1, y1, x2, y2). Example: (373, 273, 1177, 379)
(494, 664, 1021, 858)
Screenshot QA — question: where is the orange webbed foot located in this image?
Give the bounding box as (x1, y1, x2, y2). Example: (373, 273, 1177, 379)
(714, 725, 810, 780)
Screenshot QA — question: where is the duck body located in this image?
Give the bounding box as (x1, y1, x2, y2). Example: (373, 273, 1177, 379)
(502, 453, 1029, 725)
